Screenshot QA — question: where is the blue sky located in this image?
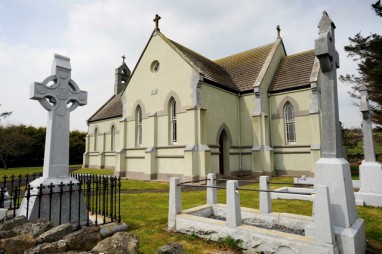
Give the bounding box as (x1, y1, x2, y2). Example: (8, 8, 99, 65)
(0, 0, 381, 131)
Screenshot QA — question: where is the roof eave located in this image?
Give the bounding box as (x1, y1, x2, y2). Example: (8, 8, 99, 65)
(268, 83, 311, 94)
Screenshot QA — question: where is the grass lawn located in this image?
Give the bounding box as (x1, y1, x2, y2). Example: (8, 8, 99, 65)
(1, 167, 381, 252)
(0, 165, 83, 177)
(74, 169, 381, 253)
(0, 166, 43, 177)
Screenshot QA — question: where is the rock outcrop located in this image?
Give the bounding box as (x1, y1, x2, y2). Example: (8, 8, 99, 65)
(0, 216, 134, 254)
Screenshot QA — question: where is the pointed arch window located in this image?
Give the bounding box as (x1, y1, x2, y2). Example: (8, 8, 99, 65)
(136, 106, 142, 146)
(111, 125, 115, 151)
(169, 99, 177, 144)
(284, 102, 296, 143)
(94, 128, 98, 151)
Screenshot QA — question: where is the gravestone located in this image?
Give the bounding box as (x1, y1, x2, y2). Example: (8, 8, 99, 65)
(311, 11, 365, 254)
(354, 84, 382, 206)
(18, 54, 88, 226)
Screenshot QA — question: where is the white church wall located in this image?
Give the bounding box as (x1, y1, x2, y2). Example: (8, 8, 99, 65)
(124, 35, 196, 117)
(202, 84, 239, 145)
(269, 88, 319, 174)
(239, 95, 254, 147)
(86, 118, 120, 169)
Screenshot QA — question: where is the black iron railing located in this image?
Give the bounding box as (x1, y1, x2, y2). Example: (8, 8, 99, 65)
(0, 173, 121, 227)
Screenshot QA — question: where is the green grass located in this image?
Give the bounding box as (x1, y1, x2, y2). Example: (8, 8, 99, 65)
(0, 165, 83, 177)
(120, 177, 381, 253)
(116, 177, 380, 253)
(72, 168, 114, 175)
(1, 167, 381, 252)
(0, 166, 43, 176)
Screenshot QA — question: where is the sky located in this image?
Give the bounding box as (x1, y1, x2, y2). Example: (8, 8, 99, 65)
(0, 0, 381, 131)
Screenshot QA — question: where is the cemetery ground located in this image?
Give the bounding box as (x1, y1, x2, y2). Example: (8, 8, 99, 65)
(0, 166, 381, 253)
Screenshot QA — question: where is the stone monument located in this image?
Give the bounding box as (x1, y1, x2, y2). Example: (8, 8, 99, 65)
(18, 54, 88, 226)
(354, 84, 382, 206)
(312, 11, 365, 254)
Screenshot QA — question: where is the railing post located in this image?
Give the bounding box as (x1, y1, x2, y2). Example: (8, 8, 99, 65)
(58, 182, 65, 225)
(37, 184, 45, 219)
(48, 183, 55, 221)
(25, 185, 33, 218)
(86, 178, 91, 226)
(0, 187, 5, 208)
(260, 176, 272, 213)
(2, 175, 7, 190)
(168, 177, 182, 231)
(10, 175, 15, 191)
(117, 177, 121, 223)
(12, 187, 20, 218)
(207, 173, 217, 205)
(77, 182, 82, 229)
(226, 180, 241, 227)
(17, 174, 22, 188)
(95, 176, 99, 226)
(314, 185, 335, 244)
(68, 181, 74, 223)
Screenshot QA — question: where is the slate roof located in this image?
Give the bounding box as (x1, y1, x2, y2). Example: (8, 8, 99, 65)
(215, 43, 274, 91)
(269, 50, 316, 93)
(88, 32, 316, 123)
(166, 39, 238, 91)
(166, 35, 274, 92)
(88, 93, 123, 122)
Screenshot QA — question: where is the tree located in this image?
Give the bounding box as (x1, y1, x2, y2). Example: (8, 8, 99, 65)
(69, 130, 87, 165)
(372, 0, 382, 17)
(0, 125, 31, 169)
(340, 0, 382, 125)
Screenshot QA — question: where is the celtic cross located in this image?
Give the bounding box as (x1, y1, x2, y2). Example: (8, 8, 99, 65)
(30, 54, 87, 178)
(360, 84, 376, 162)
(315, 11, 342, 158)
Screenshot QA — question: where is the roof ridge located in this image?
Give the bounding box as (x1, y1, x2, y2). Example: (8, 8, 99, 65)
(158, 32, 238, 90)
(269, 47, 317, 93)
(285, 49, 315, 58)
(214, 42, 275, 63)
(157, 32, 204, 74)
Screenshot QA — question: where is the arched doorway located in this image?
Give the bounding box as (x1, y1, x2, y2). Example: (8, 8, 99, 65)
(219, 130, 228, 175)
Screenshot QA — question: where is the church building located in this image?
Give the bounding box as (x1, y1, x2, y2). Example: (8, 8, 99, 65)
(83, 16, 322, 181)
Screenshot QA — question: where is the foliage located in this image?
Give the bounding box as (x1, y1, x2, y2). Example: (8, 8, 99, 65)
(372, 0, 382, 17)
(0, 125, 32, 169)
(342, 128, 361, 148)
(218, 235, 243, 251)
(0, 124, 86, 169)
(340, 1, 382, 126)
(69, 130, 87, 164)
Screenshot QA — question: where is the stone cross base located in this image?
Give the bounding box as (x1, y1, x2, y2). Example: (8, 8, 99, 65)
(355, 161, 382, 207)
(314, 158, 366, 254)
(18, 177, 88, 226)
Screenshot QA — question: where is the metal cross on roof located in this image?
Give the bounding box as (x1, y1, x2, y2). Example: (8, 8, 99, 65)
(153, 14, 161, 31)
(276, 25, 281, 38)
(122, 55, 126, 63)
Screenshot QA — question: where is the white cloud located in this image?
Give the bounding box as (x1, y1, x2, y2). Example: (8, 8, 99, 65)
(0, 0, 381, 131)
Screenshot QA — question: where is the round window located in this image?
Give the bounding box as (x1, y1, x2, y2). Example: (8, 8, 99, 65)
(150, 60, 160, 73)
